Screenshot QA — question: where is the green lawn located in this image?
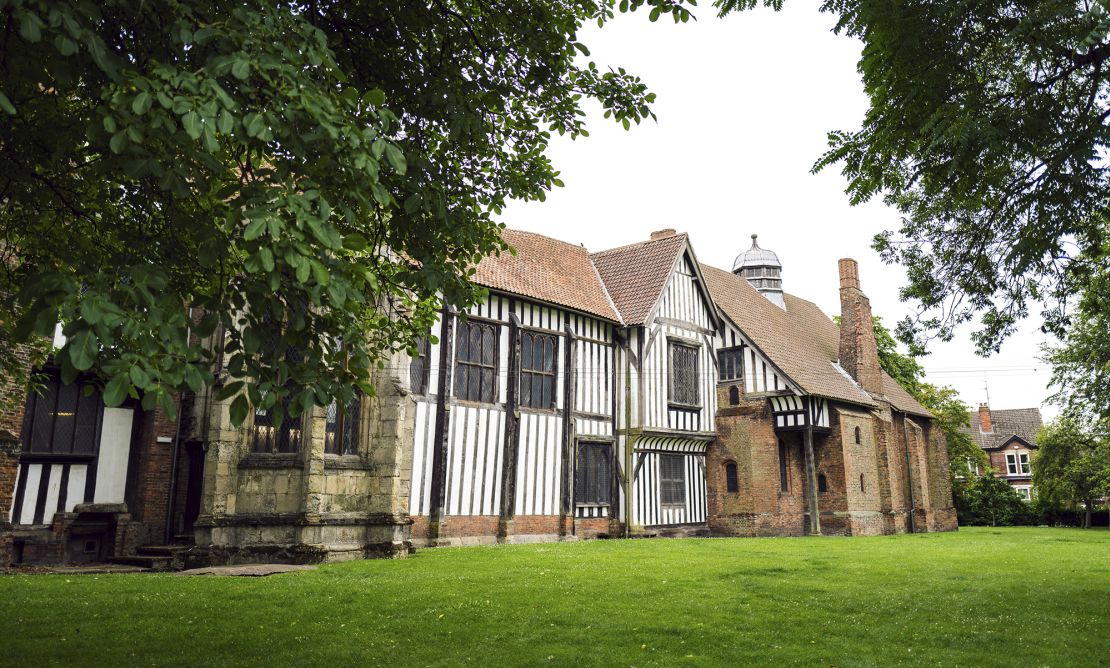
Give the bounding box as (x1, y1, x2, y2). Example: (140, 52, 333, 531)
(2, 527, 1108, 666)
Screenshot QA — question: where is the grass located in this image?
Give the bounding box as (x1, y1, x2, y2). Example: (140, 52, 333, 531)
(2, 527, 1109, 666)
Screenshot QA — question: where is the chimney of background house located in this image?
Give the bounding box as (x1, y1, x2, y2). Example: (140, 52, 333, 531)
(978, 404, 993, 433)
(838, 258, 884, 395)
(650, 228, 677, 240)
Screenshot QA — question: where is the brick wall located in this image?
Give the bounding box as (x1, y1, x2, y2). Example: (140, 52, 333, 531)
(708, 386, 807, 537)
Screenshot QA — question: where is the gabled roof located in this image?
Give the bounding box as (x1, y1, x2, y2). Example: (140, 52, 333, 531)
(960, 408, 1043, 451)
(473, 229, 620, 322)
(590, 233, 690, 325)
(702, 263, 933, 416)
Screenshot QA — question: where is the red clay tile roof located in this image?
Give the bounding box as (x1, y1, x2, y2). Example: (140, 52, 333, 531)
(702, 263, 932, 416)
(473, 229, 620, 322)
(959, 408, 1043, 450)
(590, 233, 689, 325)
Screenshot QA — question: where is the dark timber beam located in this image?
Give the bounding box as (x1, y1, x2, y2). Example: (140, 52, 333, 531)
(560, 322, 577, 534)
(802, 398, 821, 536)
(498, 309, 522, 533)
(428, 307, 456, 534)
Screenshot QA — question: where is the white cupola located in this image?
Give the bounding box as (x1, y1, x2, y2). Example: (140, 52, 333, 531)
(732, 234, 785, 308)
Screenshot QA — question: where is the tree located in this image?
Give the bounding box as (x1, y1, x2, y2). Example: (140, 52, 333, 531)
(1044, 248, 1110, 422)
(801, 0, 1110, 356)
(1033, 417, 1110, 528)
(963, 472, 1032, 527)
(0, 0, 684, 424)
(854, 315, 987, 478)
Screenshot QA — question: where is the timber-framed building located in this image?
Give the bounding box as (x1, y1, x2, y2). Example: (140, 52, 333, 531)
(1, 228, 956, 567)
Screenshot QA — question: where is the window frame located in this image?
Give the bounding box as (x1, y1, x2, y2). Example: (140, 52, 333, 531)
(324, 393, 362, 456)
(251, 394, 304, 455)
(1005, 452, 1019, 475)
(453, 319, 500, 404)
(519, 329, 559, 411)
(19, 370, 104, 461)
(409, 336, 431, 395)
(575, 442, 611, 506)
(717, 346, 744, 383)
(778, 439, 789, 493)
(1018, 452, 1030, 475)
(725, 461, 739, 494)
(659, 453, 687, 507)
(668, 339, 701, 409)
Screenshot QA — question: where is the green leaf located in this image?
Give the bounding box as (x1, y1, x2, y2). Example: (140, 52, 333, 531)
(69, 329, 98, 371)
(132, 92, 152, 115)
(19, 11, 42, 43)
(129, 364, 152, 388)
(231, 60, 250, 81)
(215, 381, 245, 401)
(103, 373, 130, 407)
(259, 247, 275, 272)
(384, 143, 407, 174)
(218, 109, 234, 134)
(243, 218, 266, 241)
(229, 394, 250, 427)
(54, 35, 78, 56)
(182, 111, 202, 139)
(0, 92, 16, 116)
(109, 131, 128, 153)
(365, 89, 386, 106)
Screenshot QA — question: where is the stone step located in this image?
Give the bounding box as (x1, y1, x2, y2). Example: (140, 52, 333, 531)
(108, 555, 174, 572)
(137, 545, 192, 557)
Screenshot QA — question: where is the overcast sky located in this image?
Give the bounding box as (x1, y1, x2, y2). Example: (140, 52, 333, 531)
(500, 3, 1058, 418)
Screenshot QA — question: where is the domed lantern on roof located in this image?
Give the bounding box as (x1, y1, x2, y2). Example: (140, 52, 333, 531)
(732, 234, 785, 308)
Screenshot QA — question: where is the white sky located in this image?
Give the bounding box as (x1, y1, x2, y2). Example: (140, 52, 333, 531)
(500, 3, 1058, 419)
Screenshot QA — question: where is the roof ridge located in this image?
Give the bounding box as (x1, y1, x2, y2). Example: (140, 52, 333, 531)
(590, 232, 688, 258)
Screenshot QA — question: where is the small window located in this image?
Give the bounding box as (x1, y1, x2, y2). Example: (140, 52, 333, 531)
(575, 443, 611, 505)
(728, 385, 740, 406)
(668, 342, 700, 407)
(718, 347, 744, 382)
(860, 473, 865, 493)
(252, 394, 303, 454)
(520, 331, 558, 409)
(409, 337, 430, 394)
(818, 473, 828, 493)
(725, 462, 739, 493)
(324, 393, 361, 456)
(1005, 453, 1019, 475)
(853, 426, 861, 444)
(21, 371, 103, 456)
(659, 454, 686, 506)
(778, 439, 789, 492)
(1018, 452, 1030, 475)
(454, 320, 499, 403)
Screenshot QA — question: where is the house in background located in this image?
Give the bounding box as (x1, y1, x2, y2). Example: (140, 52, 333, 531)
(960, 404, 1043, 500)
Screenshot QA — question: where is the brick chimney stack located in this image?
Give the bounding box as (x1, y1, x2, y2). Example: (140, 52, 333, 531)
(838, 258, 884, 395)
(978, 404, 993, 433)
(650, 228, 677, 240)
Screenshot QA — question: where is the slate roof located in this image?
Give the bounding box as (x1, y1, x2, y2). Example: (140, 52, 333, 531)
(701, 263, 932, 416)
(590, 233, 690, 325)
(473, 229, 621, 322)
(960, 407, 1043, 450)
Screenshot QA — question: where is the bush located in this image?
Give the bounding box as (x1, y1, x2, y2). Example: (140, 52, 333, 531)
(956, 473, 1033, 526)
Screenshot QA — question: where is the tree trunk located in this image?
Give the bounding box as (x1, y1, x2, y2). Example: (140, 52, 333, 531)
(1084, 502, 1092, 529)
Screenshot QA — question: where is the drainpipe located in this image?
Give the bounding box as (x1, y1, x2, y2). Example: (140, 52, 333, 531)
(163, 307, 192, 544)
(902, 413, 916, 533)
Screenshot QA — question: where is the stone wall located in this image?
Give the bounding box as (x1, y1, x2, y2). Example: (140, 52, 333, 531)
(192, 349, 415, 566)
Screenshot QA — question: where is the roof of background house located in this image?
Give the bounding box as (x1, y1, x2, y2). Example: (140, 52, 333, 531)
(590, 233, 690, 325)
(701, 263, 932, 417)
(473, 229, 621, 322)
(960, 407, 1043, 450)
